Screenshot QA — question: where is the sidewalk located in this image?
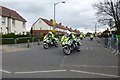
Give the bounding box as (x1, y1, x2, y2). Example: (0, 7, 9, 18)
(0, 42, 43, 53)
(95, 37, 120, 55)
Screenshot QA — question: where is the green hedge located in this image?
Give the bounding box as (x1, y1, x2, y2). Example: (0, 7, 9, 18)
(2, 33, 31, 38)
(1, 38, 15, 44)
(1, 33, 63, 44)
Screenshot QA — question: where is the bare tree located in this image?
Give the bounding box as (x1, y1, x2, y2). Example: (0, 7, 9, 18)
(93, 0, 120, 31)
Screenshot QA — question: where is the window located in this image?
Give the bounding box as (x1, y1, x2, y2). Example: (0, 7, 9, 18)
(23, 22, 25, 28)
(12, 19, 15, 26)
(23, 32, 25, 35)
(40, 28, 42, 30)
(2, 16, 6, 24)
(39, 20, 41, 23)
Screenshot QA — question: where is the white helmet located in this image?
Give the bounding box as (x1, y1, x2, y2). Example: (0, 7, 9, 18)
(66, 31, 71, 34)
(48, 32, 52, 34)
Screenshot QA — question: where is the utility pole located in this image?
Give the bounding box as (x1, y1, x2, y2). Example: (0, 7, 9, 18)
(95, 23, 97, 34)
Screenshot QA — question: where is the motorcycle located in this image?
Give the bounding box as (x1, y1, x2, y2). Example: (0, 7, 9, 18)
(43, 37, 59, 49)
(90, 37, 93, 41)
(62, 39, 81, 55)
(80, 37, 83, 40)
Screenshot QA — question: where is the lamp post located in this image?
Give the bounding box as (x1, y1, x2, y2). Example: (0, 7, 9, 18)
(53, 1, 65, 26)
(93, 22, 97, 34)
(93, 22, 97, 37)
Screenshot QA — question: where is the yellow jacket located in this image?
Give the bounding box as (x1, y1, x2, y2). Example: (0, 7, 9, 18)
(61, 36, 68, 42)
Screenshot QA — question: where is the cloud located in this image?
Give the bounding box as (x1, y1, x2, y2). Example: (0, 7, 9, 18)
(1, 0, 108, 32)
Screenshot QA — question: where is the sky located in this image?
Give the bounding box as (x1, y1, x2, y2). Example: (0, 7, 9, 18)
(1, 0, 109, 33)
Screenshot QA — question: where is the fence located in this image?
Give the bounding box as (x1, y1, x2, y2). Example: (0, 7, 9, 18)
(96, 37, 120, 56)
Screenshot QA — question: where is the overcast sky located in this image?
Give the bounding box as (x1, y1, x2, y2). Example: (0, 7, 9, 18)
(1, 0, 109, 33)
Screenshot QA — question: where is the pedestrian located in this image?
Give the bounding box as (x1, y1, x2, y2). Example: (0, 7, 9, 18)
(116, 34, 120, 53)
(104, 33, 109, 48)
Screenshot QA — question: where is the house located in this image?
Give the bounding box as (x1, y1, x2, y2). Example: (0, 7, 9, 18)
(110, 27, 117, 31)
(31, 17, 80, 35)
(0, 6, 27, 35)
(32, 18, 53, 35)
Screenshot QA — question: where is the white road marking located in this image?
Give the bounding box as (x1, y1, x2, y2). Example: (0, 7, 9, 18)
(87, 48, 88, 50)
(14, 70, 67, 74)
(70, 70, 120, 78)
(0, 69, 11, 74)
(63, 65, 119, 68)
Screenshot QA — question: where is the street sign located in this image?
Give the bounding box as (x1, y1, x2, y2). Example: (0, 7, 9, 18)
(52, 20, 56, 25)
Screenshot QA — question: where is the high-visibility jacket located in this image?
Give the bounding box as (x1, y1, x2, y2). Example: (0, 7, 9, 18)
(44, 34, 48, 40)
(61, 35, 69, 43)
(80, 35, 83, 38)
(90, 35, 94, 38)
(44, 34, 55, 40)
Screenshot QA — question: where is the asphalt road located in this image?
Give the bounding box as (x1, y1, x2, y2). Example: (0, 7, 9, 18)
(1, 37, 119, 78)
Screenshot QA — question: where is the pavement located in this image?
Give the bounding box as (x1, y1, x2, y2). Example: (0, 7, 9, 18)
(1, 37, 119, 78)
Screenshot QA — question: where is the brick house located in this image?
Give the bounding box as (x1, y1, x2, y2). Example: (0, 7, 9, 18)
(31, 18, 80, 35)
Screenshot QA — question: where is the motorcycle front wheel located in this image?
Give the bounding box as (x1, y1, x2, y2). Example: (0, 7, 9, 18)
(43, 43, 49, 49)
(63, 47, 71, 55)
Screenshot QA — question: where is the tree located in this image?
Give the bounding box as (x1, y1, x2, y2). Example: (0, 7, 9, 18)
(93, 0, 120, 31)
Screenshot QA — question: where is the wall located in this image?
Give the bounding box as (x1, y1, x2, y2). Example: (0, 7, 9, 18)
(1, 15, 26, 35)
(11, 20, 26, 35)
(32, 18, 51, 31)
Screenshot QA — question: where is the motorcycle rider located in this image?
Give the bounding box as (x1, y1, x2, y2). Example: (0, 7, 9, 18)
(61, 32, 70, 46)
(90, 34, 94, 40)
(61, 32, 78, 46)
(69, 33, 76, 40)
(43, 32, 55, 44)
(80, 34, 84, 40)
(68, 33, 77, 46)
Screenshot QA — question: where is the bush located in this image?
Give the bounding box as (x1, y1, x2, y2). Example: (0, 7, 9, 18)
(112, 30, 120, 35)
(2, 33, 16, 38)
(1, 38, 15, 44)
(1, 33, 64, 44)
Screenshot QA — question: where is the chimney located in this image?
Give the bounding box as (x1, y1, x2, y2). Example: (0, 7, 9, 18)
(59, 23, 61, 25)
(50, 19, 53, 22)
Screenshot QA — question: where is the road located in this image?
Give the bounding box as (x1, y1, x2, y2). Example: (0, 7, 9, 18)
(1, 37, 119, 78)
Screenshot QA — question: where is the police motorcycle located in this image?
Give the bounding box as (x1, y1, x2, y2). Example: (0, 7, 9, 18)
(90, 36, 93, 41)
(80, 35, 83, 40)
(90, 37, 93, 41)
(62, 38, 81, 55)
(43, 37, 59, 49)
(80, 37, 83, 40)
